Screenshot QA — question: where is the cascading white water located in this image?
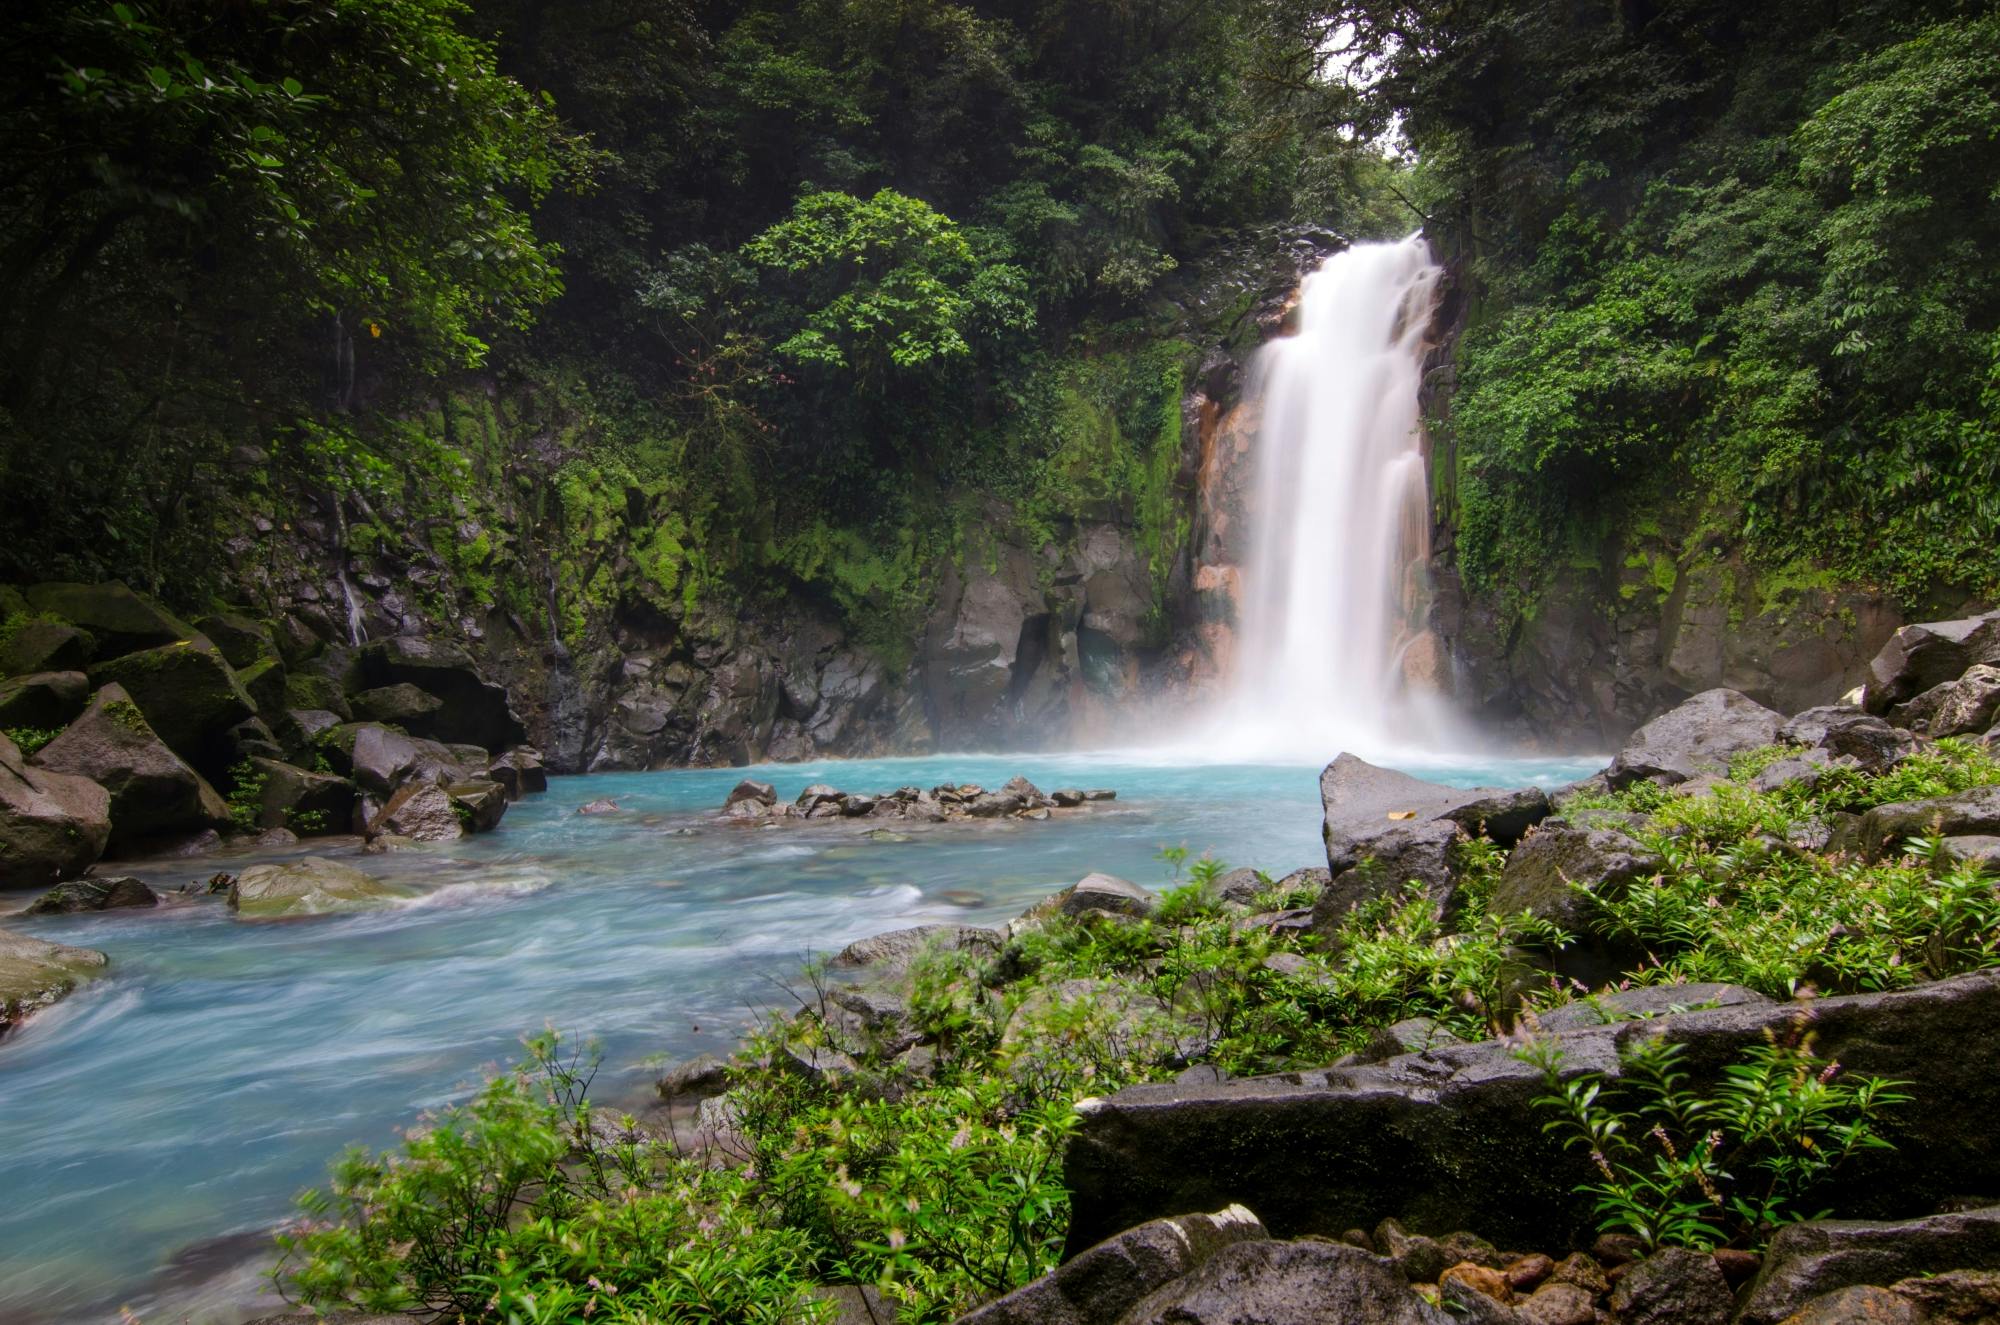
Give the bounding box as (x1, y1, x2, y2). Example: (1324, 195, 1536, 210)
(1214, 234, 1456, 761)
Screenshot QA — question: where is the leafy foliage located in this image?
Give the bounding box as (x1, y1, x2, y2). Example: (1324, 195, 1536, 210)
(1525, 1028, 1906, 1251)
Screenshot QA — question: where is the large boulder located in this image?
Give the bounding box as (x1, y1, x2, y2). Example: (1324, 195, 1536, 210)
(0, 670, 88, 730)
(1314, 755, 1549, 929)
(24, 875, 158, 915)
(1738, 1208, 2000, 1325)
(318, 723, 472, 796)
(89, 636, 254, 772)
(235, 657, 289, 722)
(1489, 820, 1664, 931)
(1855, 785, 2000, 860)
(0, 620, 96, 675)
(1605, 688, 1785, 788)
(249, 758, 356, 835)
(0, 730, 111, 886)
(831, 924, 1004, 976)
(354, 637, 526, 751)
(1863, 613, 2000, 714)
(22, 581, 191, 659)
(370, 781, 463, 842)
(1118, 1238, 1450, 1325)
(484, 748, 548, 800)
(955, 1208, 1269, 1325)
(1778, 707, 1919, 773)
(228, 857, 415, 919)
(445, 780, 508, 833)
(1063, 970, 2000, 1256)
(1016, 873, 1158, 929)
(1890, 664, 2000, 738)
(32, 684, 229, 847)
(351, 682, 445, 728)
(0, 928, 107, 1034)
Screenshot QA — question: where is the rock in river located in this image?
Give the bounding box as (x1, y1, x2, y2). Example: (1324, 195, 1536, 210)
(0, 928, 107, 1035)
(227, 857, 416, 919)
(0, 729, 111, 887)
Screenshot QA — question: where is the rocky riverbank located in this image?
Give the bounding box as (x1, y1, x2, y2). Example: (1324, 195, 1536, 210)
(0, 580, 549, 1033)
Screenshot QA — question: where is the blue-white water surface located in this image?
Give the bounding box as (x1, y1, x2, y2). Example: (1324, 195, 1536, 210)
(0, 752, 1598, 1323)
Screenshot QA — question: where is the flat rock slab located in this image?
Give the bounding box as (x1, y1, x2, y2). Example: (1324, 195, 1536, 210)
(1740, 1208, 2000, 1325)
(1064, 971, 2000, 1256)
(1319, 754, 1549, 856)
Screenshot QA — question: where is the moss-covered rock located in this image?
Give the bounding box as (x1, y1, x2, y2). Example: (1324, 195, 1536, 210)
(227, 857, 415, 919)
(0, 729, 111, 887)
(89, 636, 255, 772)
(193, 612, 276, 669)
(250, 757, 357, 835)
(283, 670, 352, 720)
(353, 682, 445, 727)
(32, 684, 230, 848)
(23, 581, 192, 659)
(0, 928, 107, 1034)
(236, 657, 289, 722)
(0, 621, 96, 677)
(24, 875, 159, 915)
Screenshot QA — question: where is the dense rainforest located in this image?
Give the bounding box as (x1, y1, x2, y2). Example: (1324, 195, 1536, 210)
(5, 0, 1996, 762)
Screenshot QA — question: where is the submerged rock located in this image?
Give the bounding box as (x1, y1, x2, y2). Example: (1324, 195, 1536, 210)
(227, 857, 415, 919)
(0, 928, 107, 1034)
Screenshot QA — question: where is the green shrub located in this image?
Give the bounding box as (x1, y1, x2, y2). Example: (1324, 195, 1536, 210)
(3, 725, 60, 757)
(1523, 1025, 1906, 1251)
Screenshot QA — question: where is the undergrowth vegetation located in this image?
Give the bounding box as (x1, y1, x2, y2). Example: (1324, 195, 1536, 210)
(279, 744, 2000, 1320)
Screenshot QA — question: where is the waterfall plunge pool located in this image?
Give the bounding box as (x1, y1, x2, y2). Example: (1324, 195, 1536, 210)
(0, 750, 1601, 1323)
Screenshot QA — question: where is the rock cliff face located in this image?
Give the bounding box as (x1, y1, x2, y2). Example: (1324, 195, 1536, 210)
(1418, 264, 1911, 750)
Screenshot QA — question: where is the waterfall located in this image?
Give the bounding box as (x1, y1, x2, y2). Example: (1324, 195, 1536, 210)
(1212, 234, 1457, 761)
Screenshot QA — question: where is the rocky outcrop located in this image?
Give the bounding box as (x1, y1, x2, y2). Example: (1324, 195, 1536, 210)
(227, 858, 415, 919)
(1063, 971, 2000, 1255)
(1604, 687, 1786, 788)
(1863, 613, 2000, 715)
(1489, 820, 1662, 931)
(831, 924, 1004, 976)
(0, 730, 111, 886)
(1312, 755, 1550, 927)
(355, 637, 526, 750)
(0, 621, 96, 675)
(0, 928, 107, 1034)
(249, 757, 357, 834)
(32, 684, 230, 848)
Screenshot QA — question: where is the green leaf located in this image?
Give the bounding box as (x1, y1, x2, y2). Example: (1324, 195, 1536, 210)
(146, 66, 171, 90)
(282, 76, 303, 97)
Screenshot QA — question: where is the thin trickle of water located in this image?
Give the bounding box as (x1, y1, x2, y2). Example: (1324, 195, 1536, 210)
(1212, 234, 1458, 761)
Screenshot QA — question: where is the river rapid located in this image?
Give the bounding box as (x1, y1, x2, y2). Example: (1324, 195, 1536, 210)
(0, 751, 1597, 1323)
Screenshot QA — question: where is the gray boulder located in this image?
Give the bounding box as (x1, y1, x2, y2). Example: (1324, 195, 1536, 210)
(0, 731, 112, 886)
(1118, 1238, 1450, 1325)
(351, 682, 445, 727)
(23, 581, 191, 658)
(1605, 688, 1785, 788)
(89, 636, 255, 772)
(32, 684, 229, 847)
(958, 1205, 1269, 1325)
(1738, 1208, 2000, 1325)
(0, 670, 88, 730)
(1891, 664, 2000, 738)
(1361, 1018, 1463, 1062)
(1532, 982, 1772, 1032)
(1610, 1247, 1731, 1325)
(445, 780, 508, 833)
(228, 857, 415, 919)
(0, 928, 108, 1034)
(370, 781, 463, 842)
(318, 723, 472, 796)
(250, 757, 356, 834)
(484, 748, 548, 800)
(235, 657, 288, 722)
(0, 621, 96, 676)
(831, 924, 1003, 975)
(1778, 707, 1919, 773)
(725, 779, 777, 809)
(23, 876, 158, 915)
(1863, 613, 2000, 714)
(1856, 785, 2000, 860)
(1776, 1286, 1925, 1325)
(1064, 970, 2000, 1256)
(1489, 821, 1663, 930)
(1016, 873, 1157, 930)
